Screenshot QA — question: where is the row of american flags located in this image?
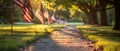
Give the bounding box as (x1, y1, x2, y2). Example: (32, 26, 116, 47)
(14, 0, 56, 24)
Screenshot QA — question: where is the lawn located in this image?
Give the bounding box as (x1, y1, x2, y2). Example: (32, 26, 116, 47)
(0, 24, 64, 51)
(76, 25, 120, 51)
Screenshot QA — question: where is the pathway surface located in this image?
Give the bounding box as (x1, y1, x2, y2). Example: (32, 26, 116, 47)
(24, 26, 94, 51)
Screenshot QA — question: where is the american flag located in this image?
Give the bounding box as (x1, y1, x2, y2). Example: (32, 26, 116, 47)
(44, 9, 49, 19)
(51, 14, 56, 21)
(14, 0, 34, 22)
(44, 9, 52, 24)
(48, 14, 56, 24)
(35, 3, 45, 24)
(48, 16, 52, 24)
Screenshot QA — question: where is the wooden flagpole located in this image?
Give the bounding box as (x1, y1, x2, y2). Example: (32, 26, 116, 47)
(10, 0, 14, 34)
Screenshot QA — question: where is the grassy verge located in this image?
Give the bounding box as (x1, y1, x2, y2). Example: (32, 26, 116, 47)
(76, 25, 120, 51)
(0, 33, 46, 51)
(0, 24, 64, 51)
(0, 24, 64, 33)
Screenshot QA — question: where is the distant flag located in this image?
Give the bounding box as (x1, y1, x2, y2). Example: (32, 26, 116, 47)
(14, 0, 34, 22)
(47, 14, 56, 24)
(35, 9, 44, 24)
(44, 9, 49, 19)
(44, 9, 53, 24)
(35, 3, 45, 24)
(48, 16, 52, 24)
(51, 14, 56, 21)
(44, 9, 50, 24)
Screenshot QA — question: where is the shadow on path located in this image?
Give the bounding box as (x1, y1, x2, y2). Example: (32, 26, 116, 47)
(23, 26, 94, 51)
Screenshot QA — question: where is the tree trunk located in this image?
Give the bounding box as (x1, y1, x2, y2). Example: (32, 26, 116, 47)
(100, 8, 108, 25)
(113, 0, 120, 30)
(100, 6, 108, 26)
(82, 17, 88, 24)
(0, 0, 12, 23)
(91, 9, 98, 25)
(77, 2, 98, 25)
(98, 0, 108, 26)
(87, 13, 94, 24)
(86, 9, 98, 25)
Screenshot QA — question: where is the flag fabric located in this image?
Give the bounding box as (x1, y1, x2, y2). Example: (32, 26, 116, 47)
(44, 9, 53, 24)
(51, 14, 56, 21)
(44, 9, 49, 19)
(48, 14, 56, 24)
(14, 0, 23, 8)
(14, 0, 34, 22)
(35, 9, 44, 24)
(35, 3, 45, 24)
(48, 16, 52, 24)
(44, 11, 56, 24)
(44, 9, 51, 24)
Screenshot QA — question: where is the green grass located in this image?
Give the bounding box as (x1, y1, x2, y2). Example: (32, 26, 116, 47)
(0, 24, 64, 33)
(76, 25, 120, 51)
(0, 24, 64, 51)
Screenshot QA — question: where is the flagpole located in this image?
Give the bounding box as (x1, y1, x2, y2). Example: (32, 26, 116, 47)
(10, 0, 14, 34)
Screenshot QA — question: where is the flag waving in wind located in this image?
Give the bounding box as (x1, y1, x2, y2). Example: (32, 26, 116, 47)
(35, 3, 45, 24)
(44, 9, 49, 19)
(51, 14, 56, 21)
(14, 0, 34, 22)
(48, 14, 55, 24)
(44, 9, 52, 24)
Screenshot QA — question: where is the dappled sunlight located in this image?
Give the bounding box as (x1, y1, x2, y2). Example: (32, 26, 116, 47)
(87, 35, 109, 42)
(25, 26, 93, 51)
(77, 25, 120, 34)
(0, 24, 64, 51)
(86, 34, 120, 51)
(77, 25, 120, 51)
(96, 41, 120, 46)
(0, 0, 119, 51)
(0, 24, 64, 33)
(76, 25, 92, 28)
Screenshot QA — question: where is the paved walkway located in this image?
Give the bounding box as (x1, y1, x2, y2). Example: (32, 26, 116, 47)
(24, 26, 94, 51)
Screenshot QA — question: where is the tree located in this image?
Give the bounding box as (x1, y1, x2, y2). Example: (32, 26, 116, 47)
(76, 0, 99, 25)
(98, 0, 108, 25)
(42, 0, 71, 21)
(113, 0, 120, 30)
(0, 0, 13, 23)
(45, 0, 99, 25)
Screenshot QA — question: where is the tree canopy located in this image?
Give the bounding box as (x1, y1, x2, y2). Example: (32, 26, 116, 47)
(0, 0, 120, 30)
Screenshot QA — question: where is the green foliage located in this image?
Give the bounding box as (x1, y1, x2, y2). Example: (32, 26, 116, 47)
(69, 5, 81, 17)
(0, 0, 13, 23)
(14, 5, 23, 22)
(0, 0, 4, 4)
(42, 0, 84, 21)
(0, 0, 6, 7)
(79, 0, 94, 3)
